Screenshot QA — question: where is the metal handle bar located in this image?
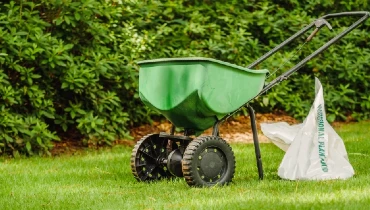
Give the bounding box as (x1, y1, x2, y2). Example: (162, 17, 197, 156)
(247, 11, 369, 69)
(322, 11, 370, 18)
(251, 11, 370, 97)
(219, 11, 369, 122)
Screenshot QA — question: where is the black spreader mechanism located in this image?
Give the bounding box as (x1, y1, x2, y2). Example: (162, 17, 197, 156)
(131, 130, 236, 187)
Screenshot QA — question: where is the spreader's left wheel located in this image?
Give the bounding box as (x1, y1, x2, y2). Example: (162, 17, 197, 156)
(182, 136, 235, 187)
(131, 134, 176, 182)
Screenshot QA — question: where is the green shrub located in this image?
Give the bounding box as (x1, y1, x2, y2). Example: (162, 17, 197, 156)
(1, 0, 369, 155)
(0, 0, 152, 155)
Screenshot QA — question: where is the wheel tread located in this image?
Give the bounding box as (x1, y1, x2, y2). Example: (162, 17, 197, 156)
(131, 134, 152, 181)
(182, 136, 235, 187)
(131, 134, 171, 182)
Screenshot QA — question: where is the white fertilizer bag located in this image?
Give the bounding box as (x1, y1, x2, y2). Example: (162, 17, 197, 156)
(261, 77, 354, 180)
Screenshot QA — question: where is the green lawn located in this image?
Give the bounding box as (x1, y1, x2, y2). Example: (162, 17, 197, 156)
(1, 121, 370, 210)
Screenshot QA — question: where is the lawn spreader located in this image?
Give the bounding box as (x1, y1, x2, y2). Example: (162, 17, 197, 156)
(130, 12, 370, 187)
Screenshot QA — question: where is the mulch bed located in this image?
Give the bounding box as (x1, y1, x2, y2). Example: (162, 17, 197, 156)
(51, 112, 299, 156)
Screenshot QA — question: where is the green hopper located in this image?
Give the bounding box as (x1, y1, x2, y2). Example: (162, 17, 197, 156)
(138, 57, 268, 133)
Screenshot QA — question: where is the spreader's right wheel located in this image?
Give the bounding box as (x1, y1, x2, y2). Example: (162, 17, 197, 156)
(182, 136, 235, 187)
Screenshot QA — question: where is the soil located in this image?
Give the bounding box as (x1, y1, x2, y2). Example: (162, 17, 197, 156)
(51, 112, 298, 156)
(130, 111, 298, 144)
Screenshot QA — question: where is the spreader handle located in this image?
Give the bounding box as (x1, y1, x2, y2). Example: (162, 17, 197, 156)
(221, 11, 370, 122)
(322, 11, 370, 19)
(248, 11, 370, 98)
(247, 11, 370, 70)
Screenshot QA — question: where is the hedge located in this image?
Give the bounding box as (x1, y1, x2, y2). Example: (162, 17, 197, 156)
(0, 0, 369, 155)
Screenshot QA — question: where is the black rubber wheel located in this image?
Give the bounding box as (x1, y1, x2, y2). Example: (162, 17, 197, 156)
(131, 134, 176, 182)
(182, 136, 235, 187)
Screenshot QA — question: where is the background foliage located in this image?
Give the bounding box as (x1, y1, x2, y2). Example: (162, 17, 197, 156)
(0, 0, 369, 155)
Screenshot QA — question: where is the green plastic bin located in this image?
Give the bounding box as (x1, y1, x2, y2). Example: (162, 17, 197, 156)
(138, 57, 269, 132)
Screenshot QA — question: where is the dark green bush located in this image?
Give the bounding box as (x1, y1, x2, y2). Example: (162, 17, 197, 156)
(0, 0, 151, 155)
(1, 0, 369, 155)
